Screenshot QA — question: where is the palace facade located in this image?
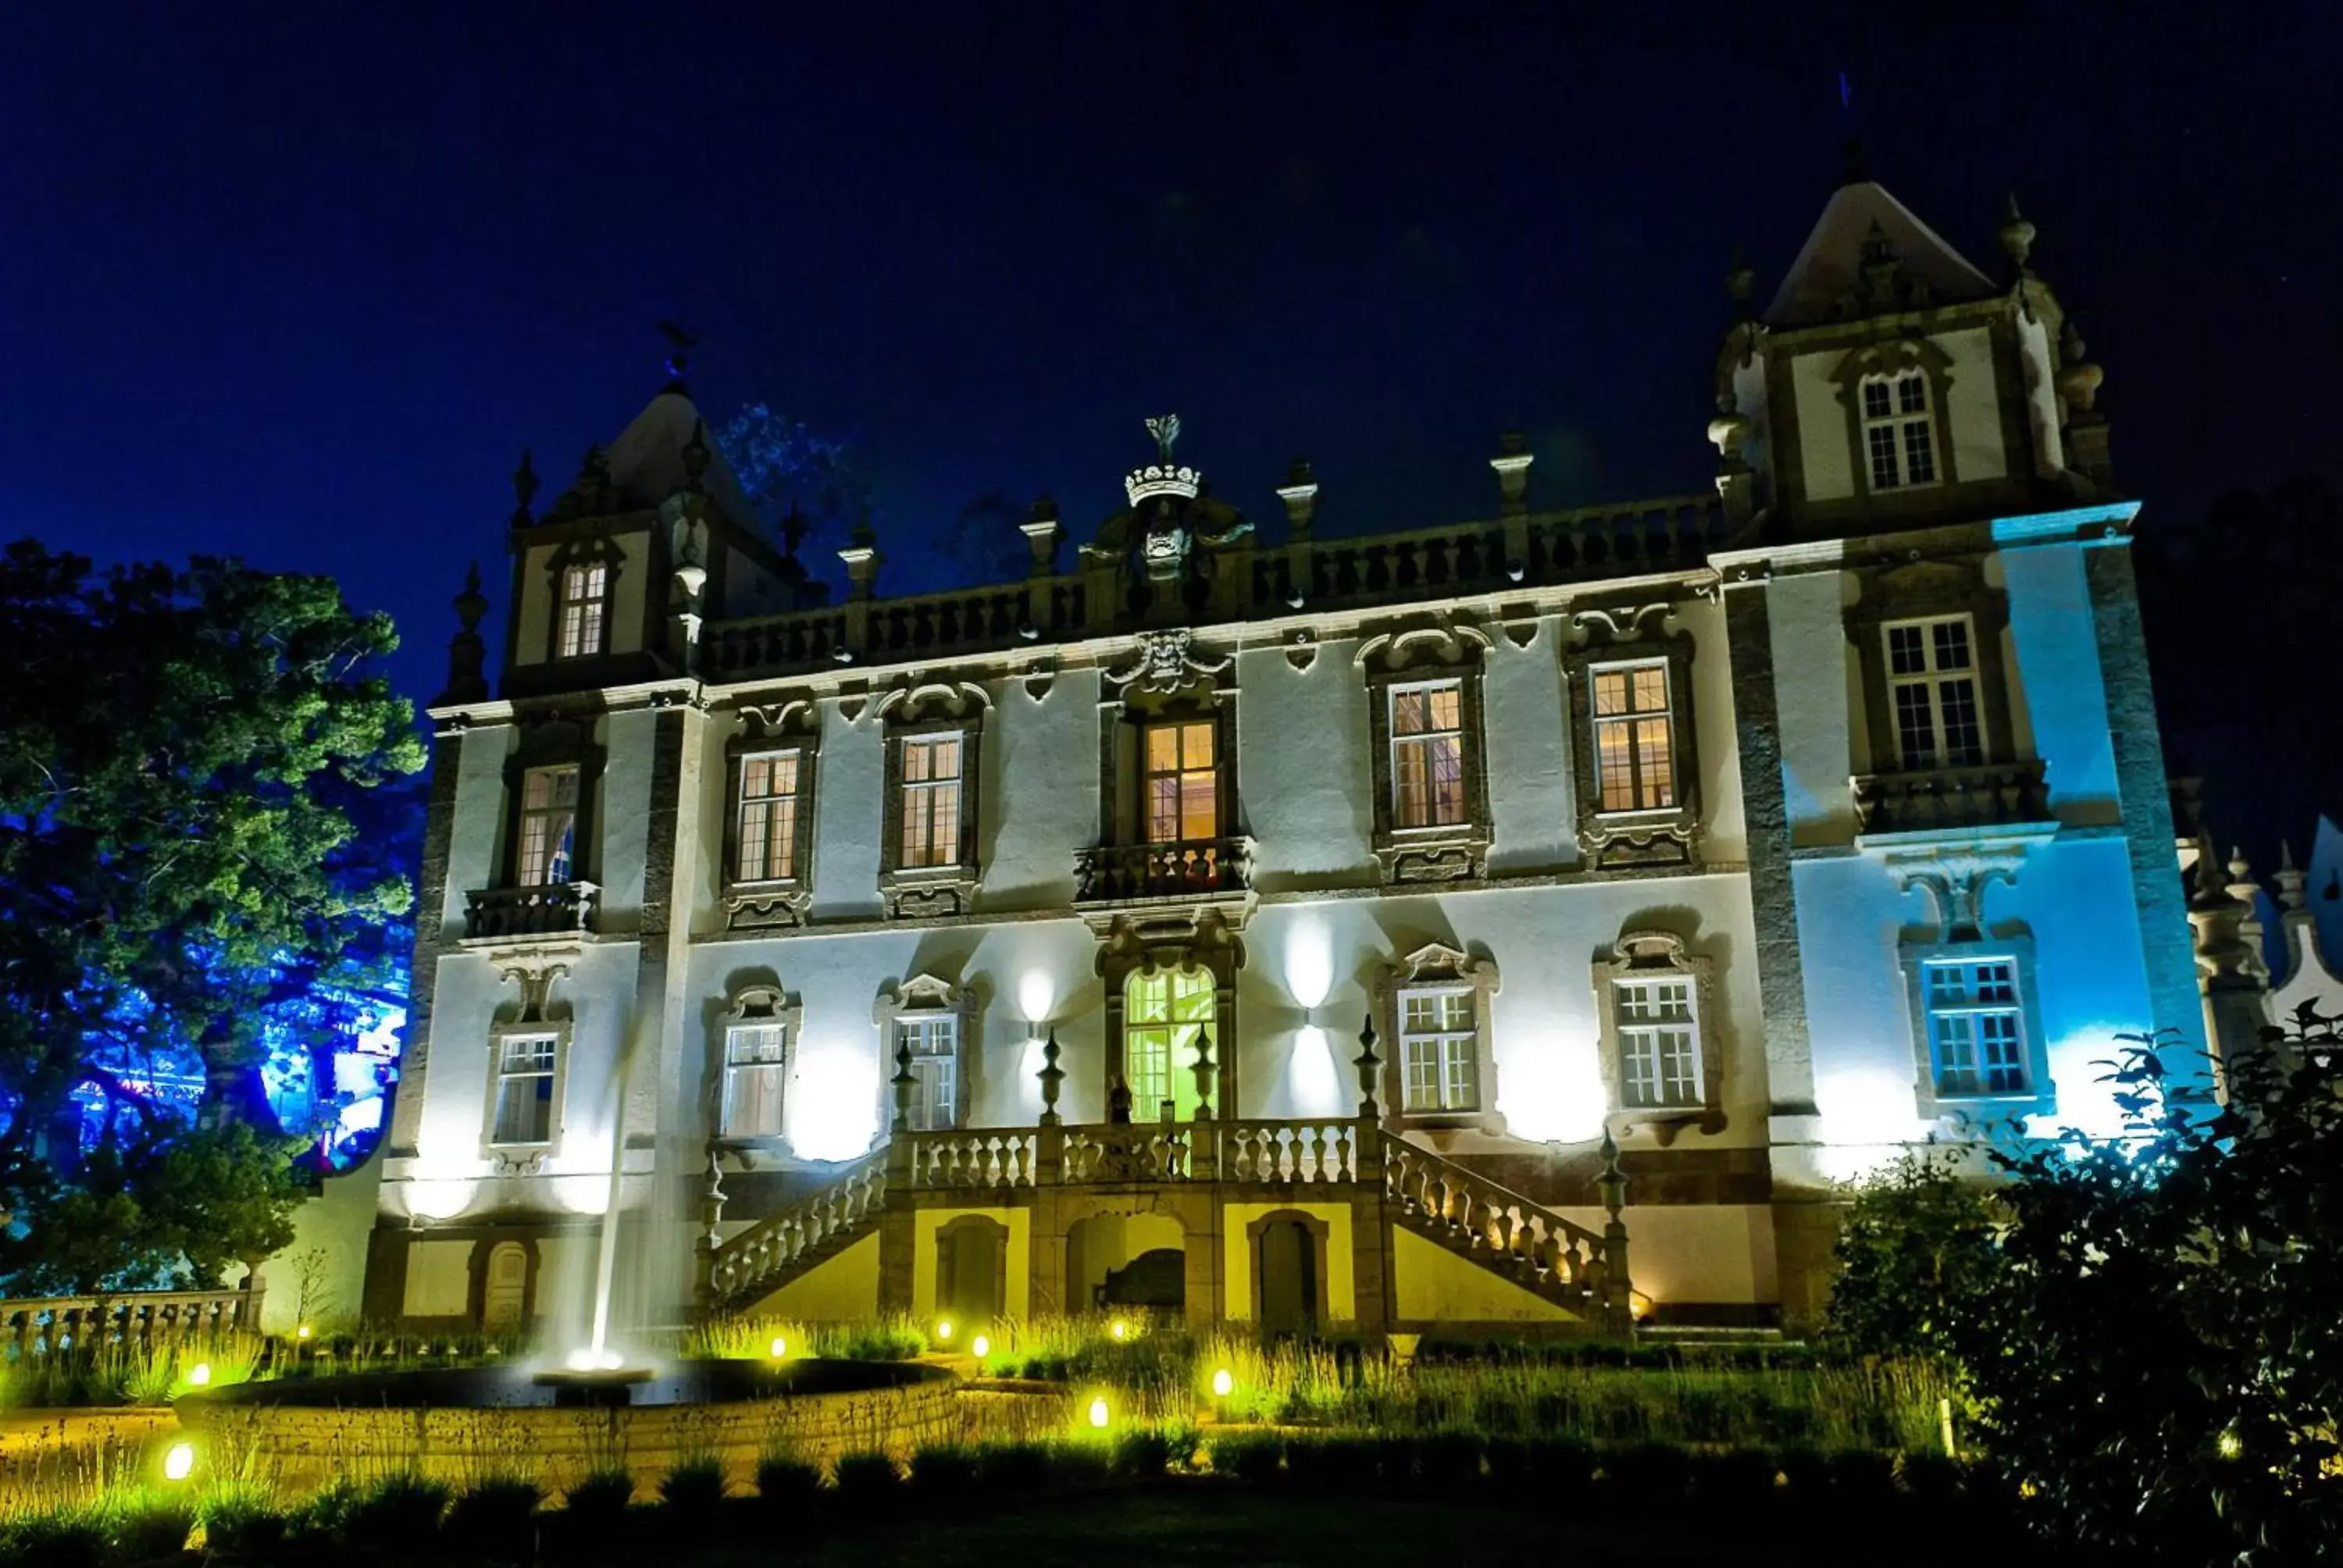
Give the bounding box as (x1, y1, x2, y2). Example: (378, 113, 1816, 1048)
(360, 174, 2219, 1341)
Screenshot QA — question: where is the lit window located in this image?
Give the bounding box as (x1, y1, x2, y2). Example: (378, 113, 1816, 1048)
(1924, 960, 2027, 1096)
(490, 1033, 558, 1146)
(1144, 722, 1219, 844)
(1883, 616, 1984, 769)
(516, 765, 580, 886)
(1125, 967, 1214, 1120)
(1615, 977, 1702, 1109)
(899, 736, 964, 869)
(1391, 682, 1467, 829)
(736, 751, 802, 882)
(556, 563, 608, 658)
(721, 1024, 788, 1139)
(1860, 372, 1937, 491)
(1399, 987, 1478, 1113)
(1590, 661, 1675, 812)
(897, 1015, 959, 1131)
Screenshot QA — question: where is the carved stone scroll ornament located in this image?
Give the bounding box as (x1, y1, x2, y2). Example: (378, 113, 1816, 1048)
(1104, 629, 1232, 697)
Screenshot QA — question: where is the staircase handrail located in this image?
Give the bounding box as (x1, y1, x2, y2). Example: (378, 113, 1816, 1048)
(706, 1148, 889, 1308)
(1384, 1137, 1615, 1313)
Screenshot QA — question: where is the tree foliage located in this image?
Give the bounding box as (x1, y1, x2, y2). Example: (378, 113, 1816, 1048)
(1821, 1148, 2002, 1363)
(0, 541, 423, 1291)
(1828, 1025, 2343, 1561)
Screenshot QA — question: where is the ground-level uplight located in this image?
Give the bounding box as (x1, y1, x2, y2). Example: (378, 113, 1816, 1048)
(162, 1442, 196, 1482)
(972, 1334, 990, 1358)
(1109, 1320, 1127, 1341)
(1211, 1367, 1234, 1399)
(296, 1324, 312, 1341)
(935, 1319, 954, 1344)
(1088, 1397, 1110, 1429)
(770, 1336, 788, 1359)
(186, 1363, 212, 1388)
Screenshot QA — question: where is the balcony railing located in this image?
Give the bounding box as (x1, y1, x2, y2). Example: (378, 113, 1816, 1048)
(1851, 762, 2052, 836)
(464, 881, 601, 941)
(1074, 837, 1255, 903)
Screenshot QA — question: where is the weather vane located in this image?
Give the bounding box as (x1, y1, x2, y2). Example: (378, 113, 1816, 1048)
(1146, 413, 1180, 465)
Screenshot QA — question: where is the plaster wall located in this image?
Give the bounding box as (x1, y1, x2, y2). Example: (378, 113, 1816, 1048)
(810, 700, 883, 919)
(442, 725, 513, 934)
(911, 1206, 1032, 1319)
(1220, 1200, 1355, 1323)
(1678, 597, 1747, 862)
(597, 708, 658, 926)
(1235, 644, 1376, 889)
(2001, 542, 2118, 813)
(1791, 351, 1856, 503)
(1553, 1203, 1778, 1308)
(749, 1231, 881, 1320)
(1391, 1227, 1571, 1323)
(1767, 571, 1858, 846)
(607, 533, 651, 657)
(512, 546, 554, 668)
(401, 1239, 473, 1318)
(1938, 326, 2007, 482)
(1482, 619, 1577, 873)
(979, 671, 1098, 911)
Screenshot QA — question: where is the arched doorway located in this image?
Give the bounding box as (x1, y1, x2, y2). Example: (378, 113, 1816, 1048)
(935, 1217, 1006, 1323)
(1250, 1211, 1327, 1338)
(480, 1241, 529, 1331)
(1066, 1212, 1186, 1313)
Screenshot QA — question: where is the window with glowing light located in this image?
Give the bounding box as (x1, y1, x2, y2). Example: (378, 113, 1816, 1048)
(1389, 682, 1467, 829)
(1144, 721, 1219, 843)
(490, 1033, 558, 1146)
(515, 765, 580, 886)
(734, 750, 803, 882)
(722, 1023, 789, 1139)
(897, 735, 963, 869)
(1398, 986, 1478, 1113)
(1860, 371, 1937, 490)
(1124, 967, 1214, 1120)
(1922, 959, 2028, 1096)
(897, 1014, 959, 1131)
(1614, 975, 1703, 1109)
(555, 562, 609, 658)
(1590, 661, 1676, 813)
(1883, 615, 1985, 770)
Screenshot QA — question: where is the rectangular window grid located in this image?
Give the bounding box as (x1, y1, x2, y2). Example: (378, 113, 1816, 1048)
(1615, 977, 1702, 1109)
(516, 764, 580, 886)
(1144, 721, 1219, 844)
(491, 1033, 558, 1146)
(898, 735, 963, 869)
(897, 1015, 959, 1131)
(557, 563, 608, 659)
(1391, 682, 1467, 828)
(1925, 960, 2027, 1097)
(1884, 616, 1984, 769)
(736, 750, 801, 882)
(1125, 967, 1214, 1120)
(1399, 987, 1478, 1112)
(1861, 372, 1938, 490)
(721, 1024, 787, 1139)
(1591, 661, 1675, 812)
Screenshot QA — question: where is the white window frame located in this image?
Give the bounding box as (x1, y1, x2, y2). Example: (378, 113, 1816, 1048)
(896, 1013, 959, 1132)
(1860, 370, 1938, 492)
(1881, 615, 1985, 771)
(1143, 718, 1221, 846)
(1122, 964, 1215, 1121)
(1589, 658, 1678, 815)
(555, 562, 609, 659)
(897, 734, 964, 870)
(720, 1021, 790, 1139)
(515, 764, 580, 886)
(1398, 984, 1479, 1114)
(1389, 680, 1468, 830)
(1613, 975, 1703, 1110)
(488, 1031, 560, 1149)
(1921, 957, 2030, 1099)
(734, 748, 804, 883)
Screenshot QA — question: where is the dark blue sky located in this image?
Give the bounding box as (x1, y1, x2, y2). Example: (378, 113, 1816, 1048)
(4, 3, 2336, 718)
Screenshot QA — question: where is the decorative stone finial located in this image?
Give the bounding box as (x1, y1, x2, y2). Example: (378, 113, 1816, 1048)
(1353, 1015, 1382, 1117)
(890, 1034, 917, 1133)
(1998, 192, 2036, 272)
(1190, 1025, 1216, 1121)
(1490, 431, 1532, 517)
(437, 561, 490, 707)
(2277, 840, 2306, 912)
(511, 448, 539, 526)
(1275, 459, 1320, 538)
(1037, 1027, 1065, 1127)
(2057, 319, 2104, 413)
(1725, 246, 1756, 312)
(1128, 415, 1201, 506)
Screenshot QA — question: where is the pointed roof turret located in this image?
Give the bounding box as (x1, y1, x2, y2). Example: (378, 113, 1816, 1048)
(1765, 180, 1996, 326)
(535, 385, 758, 529)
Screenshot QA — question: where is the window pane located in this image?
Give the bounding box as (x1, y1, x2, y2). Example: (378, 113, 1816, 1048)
(1147, 775, 1180, 843)
(1938, 679, 1982, 766)
(1181, 722, 1214, 770)
(1868, 424, 1901, 489)
(1428, 686, 1460, 730)
(724, 1064, 785, 1138)
(1180, 772, 1218, 841)
(1394, 739, 1430, 827)
(1630, 666, 1668, 715)
(1886, 624, 1926, 676)
(1127, 971, 1168, 1024)
(1898, 374, 1928, 415)
(1596, 720, 1636, 811)
(1428, 734, 1464, 823)
(1393, 689, 1426, 736)
(1147, 725, 1179, 772)
(1893, 683, 1938, 768)
(1930, 619, 1972, 672)
(1903, 419, 1936, 484)
(1592, 670, 1627, 716)
(1862, 380, 1892, 419)
(1633, 717, 1674, 807)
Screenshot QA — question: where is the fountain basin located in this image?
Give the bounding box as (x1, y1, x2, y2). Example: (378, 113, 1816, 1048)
(175, 1359, 958, 1490)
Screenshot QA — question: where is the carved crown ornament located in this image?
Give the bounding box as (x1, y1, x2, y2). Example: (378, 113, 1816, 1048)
(1104, 629, 1231, 697)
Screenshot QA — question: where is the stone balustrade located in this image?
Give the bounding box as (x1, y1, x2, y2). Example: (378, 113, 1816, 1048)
(707, 1153, 888, 1307)
(1384, 1140, 1610, 1315)
(1218, 1118, 1357, 1183)
(1061, 1124, 1192, 1183)
(1073, 837, 1255, 903)
(462, 882, 600, 942)
(0, 1288, 265, 1355)
(904, 1129, 1037, 1190)
(1851, 760, 2052, 836)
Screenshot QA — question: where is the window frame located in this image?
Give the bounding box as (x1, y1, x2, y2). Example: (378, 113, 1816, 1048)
(494, 718, 601, 903)
(710, 984, 804, 1156)
(1857, 369, 1940, 493)
(1587, 657, 1680, 816)
(1592, 928, 1724, 1135)
(1846, 555, 2020, 783)
(555, 561, 612, 660)
(876, 685, 989, 921)
(1902, 935, 2053, 1121)
(1141, 718, 1221, 846)
(1375, 943, 1502, 1134)
(514, 763, 582, 888)
(1121, 963, 1218, 1122)
(1396, 982, 1481, 1115)
(480, 1018, 572, 1164)
(1826, 339, 1960, 507)
(722, 704, 822, 930)
(719, 1019, 791, 1141)
(875, 975, 980, 1134)
(1359, 623, 1492, 885)
(1563, 619, 1701, 870)
(1388, 682, 1470, 831)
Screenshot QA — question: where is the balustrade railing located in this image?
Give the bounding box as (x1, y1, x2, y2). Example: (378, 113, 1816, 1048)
(1074, 837, 1255, 903)
(0, 1289, 265, 1356)
(1383, 1140, 1610, 1313)
(1851, 761, 2052, 836)
(904, 1130, 1037, 1190)
(1061, 1124, 1191, 1184)
(1218, 1119, 1357, 1184)
(707, 1151, 888, 1307)
(463, 882, 600, 941)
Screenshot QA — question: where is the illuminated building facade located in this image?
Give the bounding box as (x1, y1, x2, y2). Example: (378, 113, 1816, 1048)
(363, 176, 2216, 1336)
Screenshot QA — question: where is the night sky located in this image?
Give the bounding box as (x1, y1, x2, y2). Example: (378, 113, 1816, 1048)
(5, 5, 2337, 841)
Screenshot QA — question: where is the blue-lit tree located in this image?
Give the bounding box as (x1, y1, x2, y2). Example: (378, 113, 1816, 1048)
(0, 542, 424, 1292)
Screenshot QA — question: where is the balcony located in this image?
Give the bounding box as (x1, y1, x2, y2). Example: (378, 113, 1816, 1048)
(463, 882, 601, 942)
(1851, 762, 2052, 838)
(1073, 838, 1255, 903)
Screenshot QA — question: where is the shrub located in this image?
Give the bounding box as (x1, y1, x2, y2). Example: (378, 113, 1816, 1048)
(344, 1471, 453, 1553)
(1896, 1449, 1965, 1504)
(1109, 1427, 1172, 1480)
(562, 1468, 636, 1520)
(103, 1489, 196, 1562)
(1046, 1440, 1111, 1487)
(659, 1456, 729, 1513)
(1600, 1441, 1691, 1503)
(198, 1481, 287, 1556)
(1689, 1445, 1778, 1503)
(972, 1441, 1052, 1495)
(752, 1454, 825, 1508)
(1280, 1433, 1371, 1492)
(0, 1508, 106, 1568)
(1208, 1431, 1284, 1484)
(443, 1477, 542, 1562)
(830, 1450, 903, 1504)
(908, 1443, 979, 1501)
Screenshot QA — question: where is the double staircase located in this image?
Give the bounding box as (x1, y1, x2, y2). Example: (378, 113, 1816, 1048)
(703, 1119, 1626, 1330)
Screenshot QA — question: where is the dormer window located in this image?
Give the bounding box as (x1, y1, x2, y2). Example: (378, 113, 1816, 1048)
(556, 563, 609, 658)
(1861, 372, 1937, 490)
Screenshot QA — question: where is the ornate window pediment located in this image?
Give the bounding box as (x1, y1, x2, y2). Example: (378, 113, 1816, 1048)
(482, 960, 573, 1171)
(1375, 942, 1503, 1135)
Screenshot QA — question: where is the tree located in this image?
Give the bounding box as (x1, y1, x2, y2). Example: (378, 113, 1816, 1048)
(714, 403, 870, 584)
(0, 541, 423, 1292)
(1822, 1148, 2002, 1363)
